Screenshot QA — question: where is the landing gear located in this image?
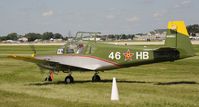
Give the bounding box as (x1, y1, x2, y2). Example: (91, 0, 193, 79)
(92, 71, 101, 82)
(45, 71, 54, 81)
(64, 75, 74, 84)
(45, 76, 53, 81)
(64, 70, 74, 84)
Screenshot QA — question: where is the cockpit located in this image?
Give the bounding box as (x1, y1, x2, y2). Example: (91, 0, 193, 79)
(57, 32, 101, 55)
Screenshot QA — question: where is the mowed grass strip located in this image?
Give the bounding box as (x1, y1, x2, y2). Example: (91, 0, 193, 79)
(0, 45, 199, 107)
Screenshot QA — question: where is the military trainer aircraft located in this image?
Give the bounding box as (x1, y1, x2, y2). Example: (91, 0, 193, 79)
(9, 21, 195, 84)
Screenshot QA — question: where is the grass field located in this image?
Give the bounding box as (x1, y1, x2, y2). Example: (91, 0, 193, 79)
(0, 45, 199, 107)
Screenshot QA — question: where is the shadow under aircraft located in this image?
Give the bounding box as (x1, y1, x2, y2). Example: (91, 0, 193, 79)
(27, 80, 198, 86)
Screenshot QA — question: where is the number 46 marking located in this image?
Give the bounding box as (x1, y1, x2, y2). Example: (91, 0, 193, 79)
(108, 52, 121, 60)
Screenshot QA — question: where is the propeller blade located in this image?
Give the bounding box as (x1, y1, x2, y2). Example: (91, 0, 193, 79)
(29, 44, 37, 57)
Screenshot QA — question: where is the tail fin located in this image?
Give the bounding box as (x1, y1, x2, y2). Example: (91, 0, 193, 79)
(165, 21, 195, 58)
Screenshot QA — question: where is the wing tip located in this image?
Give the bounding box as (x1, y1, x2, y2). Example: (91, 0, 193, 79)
(7, 54, 17, 58)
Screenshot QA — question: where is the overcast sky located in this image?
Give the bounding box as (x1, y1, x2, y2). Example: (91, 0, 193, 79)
(0, 0, 198, 36)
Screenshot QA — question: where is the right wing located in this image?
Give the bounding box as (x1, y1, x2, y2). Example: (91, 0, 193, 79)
(8, 55, 119, 71)
(35, 55, 119, 71)
(8, 55, 46, 63)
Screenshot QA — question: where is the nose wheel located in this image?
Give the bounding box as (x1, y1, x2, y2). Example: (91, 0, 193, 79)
(92, 71, 101, 82)
(45, 76, 53, 81)
(45, 71, 54, 81)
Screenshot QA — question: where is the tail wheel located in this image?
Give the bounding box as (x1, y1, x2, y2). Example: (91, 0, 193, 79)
(92, 75, 101, 82)
(65, 76, 74, 84)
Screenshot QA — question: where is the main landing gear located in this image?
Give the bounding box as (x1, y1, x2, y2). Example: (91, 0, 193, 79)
(64, 71, 101, 83)
(92, 71, 101, 82)
(64, 71, 74, 84)
(64, 75, 74, 84)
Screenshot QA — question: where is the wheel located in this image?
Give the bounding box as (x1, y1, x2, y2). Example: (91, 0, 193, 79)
(45, 76, 52, 81)
(92, 75, 101, 82)
(64, 76, 74, 84)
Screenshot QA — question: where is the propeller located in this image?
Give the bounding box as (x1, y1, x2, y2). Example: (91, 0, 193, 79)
(29, 44, 47, 76)
(29, 44, 36, 57)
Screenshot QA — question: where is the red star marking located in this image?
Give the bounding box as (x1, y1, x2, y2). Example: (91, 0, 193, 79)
(123, 49, 134, 61)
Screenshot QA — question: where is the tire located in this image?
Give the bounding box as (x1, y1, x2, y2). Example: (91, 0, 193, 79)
(48, 76, 52, 81)
(92, 75, 101, 82)
(64, 76, 74, 84)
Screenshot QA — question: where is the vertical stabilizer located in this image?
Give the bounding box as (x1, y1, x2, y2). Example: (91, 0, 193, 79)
(165, 21, 194, 58)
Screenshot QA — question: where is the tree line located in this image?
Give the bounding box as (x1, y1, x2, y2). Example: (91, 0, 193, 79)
(0, 32, 66, 42)
(187, 24, 199, 36)
(102, 34, 135, 41)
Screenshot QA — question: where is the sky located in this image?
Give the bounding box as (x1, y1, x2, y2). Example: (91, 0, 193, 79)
(0, 0, 199, 36)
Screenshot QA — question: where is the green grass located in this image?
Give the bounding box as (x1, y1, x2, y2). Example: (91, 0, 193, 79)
(0, 45, 199, 107)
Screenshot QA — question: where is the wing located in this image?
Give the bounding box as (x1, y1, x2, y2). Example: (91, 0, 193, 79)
(8, 55, 45, 63)
(35, 55, 119, 71)
(8, 55, 119, 71)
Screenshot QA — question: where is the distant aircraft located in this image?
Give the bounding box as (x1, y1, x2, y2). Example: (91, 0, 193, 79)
(9, 21, 195, 84)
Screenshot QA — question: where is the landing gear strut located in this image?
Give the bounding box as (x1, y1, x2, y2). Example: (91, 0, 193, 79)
(64, 70, 74, 84)
(92, 71, 101, 82)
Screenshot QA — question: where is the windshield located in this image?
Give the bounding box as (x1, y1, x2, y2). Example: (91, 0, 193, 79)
(58, 32, 100, 55)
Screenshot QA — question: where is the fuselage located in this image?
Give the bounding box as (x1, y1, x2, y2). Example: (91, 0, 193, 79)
(89, 43, 180, 68)
(36, 42, 183, 72)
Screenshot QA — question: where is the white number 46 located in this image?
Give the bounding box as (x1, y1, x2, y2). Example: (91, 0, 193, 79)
(108, 52, 121, 60)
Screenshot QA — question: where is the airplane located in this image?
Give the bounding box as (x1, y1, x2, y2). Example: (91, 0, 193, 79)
(8, 21, 195, 84)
